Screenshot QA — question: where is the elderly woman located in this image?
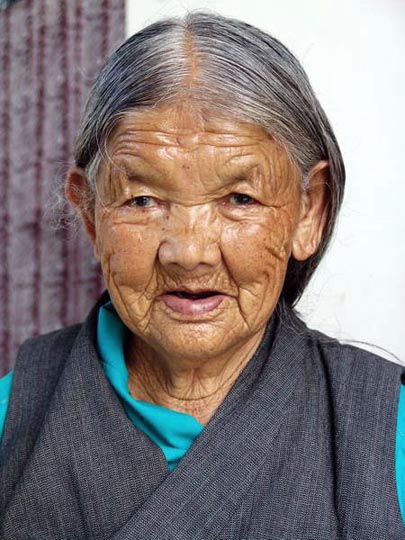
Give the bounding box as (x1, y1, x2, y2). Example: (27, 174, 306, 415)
(0, 11, 404, 539)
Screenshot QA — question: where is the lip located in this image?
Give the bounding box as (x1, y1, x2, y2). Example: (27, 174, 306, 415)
(166, 288, 223, 295)
(158, 290, 228, 315)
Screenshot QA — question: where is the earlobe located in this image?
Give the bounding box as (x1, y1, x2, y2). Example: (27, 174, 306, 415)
(291, 160, 329, 261)
(65, 167, 97, 246)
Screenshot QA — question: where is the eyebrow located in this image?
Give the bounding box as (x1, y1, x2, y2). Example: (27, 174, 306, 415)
(111, 157, 264, 189)
(111, 159, 163, 183)
(220, 163, 263, 185)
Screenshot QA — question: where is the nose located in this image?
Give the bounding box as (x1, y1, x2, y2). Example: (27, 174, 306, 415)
(158, 205, 221, 271)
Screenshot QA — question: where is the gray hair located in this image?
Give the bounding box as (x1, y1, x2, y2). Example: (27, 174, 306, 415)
(74, 11, 345, 306)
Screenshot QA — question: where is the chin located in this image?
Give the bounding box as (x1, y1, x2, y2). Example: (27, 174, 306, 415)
(146, 321, 244, 361)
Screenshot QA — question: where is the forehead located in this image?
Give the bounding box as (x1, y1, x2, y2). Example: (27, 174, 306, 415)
(98, 103, 301, 203)
(97, 103, 301, 204)
(106, 102, 286, 162)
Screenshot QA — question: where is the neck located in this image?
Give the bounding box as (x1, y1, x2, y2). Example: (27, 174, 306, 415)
(125, 327, 266, 426)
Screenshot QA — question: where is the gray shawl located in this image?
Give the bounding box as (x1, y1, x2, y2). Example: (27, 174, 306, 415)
(1, 292, 404, 539)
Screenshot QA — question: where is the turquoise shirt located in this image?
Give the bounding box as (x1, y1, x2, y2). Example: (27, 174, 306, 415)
(0, 304, 404, 521)
(97, 302, 203, 471)
(0, 303, 203, 472)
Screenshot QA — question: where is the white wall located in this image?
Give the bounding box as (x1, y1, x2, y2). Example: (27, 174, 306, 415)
(126, 0, 405, 363)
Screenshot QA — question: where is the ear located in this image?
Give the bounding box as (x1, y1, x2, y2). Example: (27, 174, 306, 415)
(65, 167, 97, 248)
(291, 160, 329, 261)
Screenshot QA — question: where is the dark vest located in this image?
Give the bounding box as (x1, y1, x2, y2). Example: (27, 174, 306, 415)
(1, 293, 404, 539)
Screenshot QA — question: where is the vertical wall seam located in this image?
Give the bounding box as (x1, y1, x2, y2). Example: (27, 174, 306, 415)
(72, 0, 83, 322)
(32, 0, 46, 335)
(59, 0, 69, 327)
(0, 9, 11, 368)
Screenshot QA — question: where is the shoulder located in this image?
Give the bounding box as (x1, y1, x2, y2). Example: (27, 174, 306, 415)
(314, 333, 404, 411)
(17, 323, 83, 359)
(312, 326, 404, 381)
(280, 305, 405, 399)
(9, 323, 85, 403)
(284, 305, 405, 376)
(14, 292, 105, 364)
(0, 323, 85, 444)
(3, 291, 106, 417)
(8, 323, 84, 408)
(298, 320, 405, 429)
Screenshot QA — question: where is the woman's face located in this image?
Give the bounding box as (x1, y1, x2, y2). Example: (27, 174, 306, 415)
(68, 102, 326, 361)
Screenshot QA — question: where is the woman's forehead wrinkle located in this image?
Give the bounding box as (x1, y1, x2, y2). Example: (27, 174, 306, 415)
(112, 105, 270, 145)
(110, 129, 266, 152)
(107, 143, 269, 188)
(101, 106, 302, 203)
(111, 155, 165, 180)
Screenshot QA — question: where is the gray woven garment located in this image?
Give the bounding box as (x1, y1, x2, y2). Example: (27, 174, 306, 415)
(0, 292, 404, 540)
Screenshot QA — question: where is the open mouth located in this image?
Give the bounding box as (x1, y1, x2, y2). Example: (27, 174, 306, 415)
(166, 291, 221, 300)
(160, 290, 226, 315)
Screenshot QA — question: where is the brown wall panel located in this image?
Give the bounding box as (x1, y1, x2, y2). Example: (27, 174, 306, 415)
(0, 0, 126, 374)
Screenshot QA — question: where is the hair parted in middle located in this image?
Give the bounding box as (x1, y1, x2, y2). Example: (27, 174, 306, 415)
(73, 11, 345, 305)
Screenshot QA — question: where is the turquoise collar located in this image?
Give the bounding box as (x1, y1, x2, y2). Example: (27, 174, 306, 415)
(97, 302, 204, 471)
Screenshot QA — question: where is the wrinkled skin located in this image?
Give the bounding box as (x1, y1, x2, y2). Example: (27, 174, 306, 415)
(67, 102, 328, 424)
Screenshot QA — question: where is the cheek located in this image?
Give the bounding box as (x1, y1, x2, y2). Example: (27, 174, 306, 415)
(96, 217, 161, 289)
(222, 208, 295, 285)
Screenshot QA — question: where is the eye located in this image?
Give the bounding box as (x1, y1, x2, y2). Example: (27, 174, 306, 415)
(228, 193, 256, 205)
(126, 196, 155, 208)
